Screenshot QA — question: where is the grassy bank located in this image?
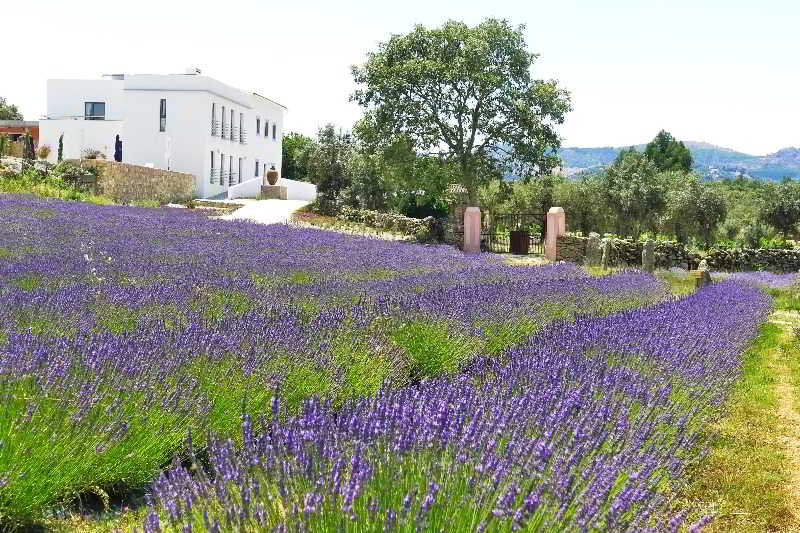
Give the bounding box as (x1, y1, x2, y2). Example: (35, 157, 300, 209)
(679, 321, 797, 531)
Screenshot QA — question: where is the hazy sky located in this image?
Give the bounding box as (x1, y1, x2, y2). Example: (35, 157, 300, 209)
(3, 0, 797, 155)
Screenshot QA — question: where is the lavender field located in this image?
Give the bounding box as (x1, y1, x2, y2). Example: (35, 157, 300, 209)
(0, 195, 774, 531)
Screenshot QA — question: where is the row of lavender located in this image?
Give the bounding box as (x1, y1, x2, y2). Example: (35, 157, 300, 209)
(144, 281, 771, 532)
(0, 196, 667, 525)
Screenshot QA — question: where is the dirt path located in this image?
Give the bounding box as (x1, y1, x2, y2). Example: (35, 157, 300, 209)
(769, 311, 800, 526)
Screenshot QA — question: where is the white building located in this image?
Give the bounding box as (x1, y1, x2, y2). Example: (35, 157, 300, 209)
(39, 69, 285, 199)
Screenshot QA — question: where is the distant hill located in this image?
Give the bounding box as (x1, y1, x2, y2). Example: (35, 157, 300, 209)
(557, 142, 800, 180)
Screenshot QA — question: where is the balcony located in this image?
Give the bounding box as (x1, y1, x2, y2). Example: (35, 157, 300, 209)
(211, 120, 220, 136)
(220, 170, 230, 186)
(229, 172, 238, 186)
(231, 126, 239, 143)
(222, 124, 230, 139)
(239, 128, 247, 145)
(209, 168, 220, 184)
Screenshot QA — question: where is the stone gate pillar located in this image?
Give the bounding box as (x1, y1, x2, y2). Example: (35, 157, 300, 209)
(545, 207, 566, 261)
(463, 207, 481, 253)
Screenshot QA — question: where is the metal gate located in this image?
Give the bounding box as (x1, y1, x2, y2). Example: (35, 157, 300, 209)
(482, 212, 546, 255)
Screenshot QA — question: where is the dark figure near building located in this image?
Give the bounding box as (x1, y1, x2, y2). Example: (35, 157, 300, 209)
(114, 135, 122, 162)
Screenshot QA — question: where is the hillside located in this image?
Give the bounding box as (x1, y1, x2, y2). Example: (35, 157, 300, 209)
(558, 142, 800, 180)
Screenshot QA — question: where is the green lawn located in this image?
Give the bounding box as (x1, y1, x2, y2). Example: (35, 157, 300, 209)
(678, 322, 798, 532)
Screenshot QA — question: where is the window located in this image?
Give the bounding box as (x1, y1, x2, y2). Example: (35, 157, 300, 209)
(255, 160, 260, 177)
(272, 123, 276, 140)
(159, 99, 167, 132)
(238, 157, 243, 184)
(84, 102, 105, 120)
(256, 118, 260, 135)
(264, 120, 269, 137)
(221, 105, 226, 132)
(210, 151, 215, 183)
(230, 109, 234, 140)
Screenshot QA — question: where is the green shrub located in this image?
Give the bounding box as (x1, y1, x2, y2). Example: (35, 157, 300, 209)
(340, 206, 436, 240)
(51, 161, 97, 188)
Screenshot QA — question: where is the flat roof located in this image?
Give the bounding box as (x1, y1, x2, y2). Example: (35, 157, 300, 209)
(0, 121, 39, 127)
(252, 92, 287, 110)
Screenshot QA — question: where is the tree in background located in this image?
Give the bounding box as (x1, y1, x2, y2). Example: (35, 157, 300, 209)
(281, 132, 314, 182)
(644, 130, 693, 172)
(22, 134, 35, 160)
(340, 150, 388, 212)
(0, 97, 23, 120)
(305, 125, 354, 215)
(662, 173, 726, 246)
(760, 181, 800, 238)
(601, 149, 666, 238)
(58, 134, 64, 162)
(553, 177, 611, 236)
(0, 135, 8, 156)
(351, 18, 571, 205)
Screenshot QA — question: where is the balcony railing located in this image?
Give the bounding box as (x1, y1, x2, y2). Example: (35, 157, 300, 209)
(220, 170, 230, 186)
(229, 172, 238, 186)
(239, 128, 247, 145)
(222, 124, 230, 139)
(231, 126, 239, 143)
(211, 120, 220, 136)
(209, 168, 219, 184)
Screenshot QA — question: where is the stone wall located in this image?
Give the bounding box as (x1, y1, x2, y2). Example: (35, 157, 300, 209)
(76, 160, 194, 204)
(556, 234, 800, 272)
(705, 248, 800, 273)
(555, 234, 587, 263)
(557, 234, 699, 269)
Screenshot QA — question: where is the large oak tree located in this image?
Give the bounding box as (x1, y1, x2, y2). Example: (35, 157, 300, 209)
(351, 19, 571, 205)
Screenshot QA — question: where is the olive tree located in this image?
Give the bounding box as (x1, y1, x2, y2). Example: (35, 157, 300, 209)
(351, 19, 571, 205)
(601, 149, 666, 238)
(761, 181, 800, 238)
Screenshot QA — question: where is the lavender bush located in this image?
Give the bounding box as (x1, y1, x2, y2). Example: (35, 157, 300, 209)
(0, 195, 671, 526)
(143, 282, 769, 532)
(717, 270, 800, 290)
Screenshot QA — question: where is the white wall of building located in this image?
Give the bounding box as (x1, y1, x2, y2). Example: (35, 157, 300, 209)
(226, 177, 317, 201)
(227, 178, 262, 200)
(124, 90, 208, 190)
(38, 73, 285, 199)
(39, 119, 122, 162)
(281, 178, 317, 201)
(46, 79, 124, 120)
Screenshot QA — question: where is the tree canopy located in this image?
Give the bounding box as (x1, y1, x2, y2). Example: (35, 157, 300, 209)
(281, 132, 314, 182)
(0, 97, 23, 120)
(351, 18, 571, 204)
(644, 130, 693, 172)
(760, 181, 800, 238)
(601, 149, 665, 238)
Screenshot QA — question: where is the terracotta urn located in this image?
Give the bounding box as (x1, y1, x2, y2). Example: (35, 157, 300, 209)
(266, 166, 279, 186)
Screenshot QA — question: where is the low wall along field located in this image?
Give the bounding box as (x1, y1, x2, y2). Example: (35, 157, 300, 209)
(557, 234, 696, 269)
(557, 233, 800, 273)
(705, 248, 800, 273)
(77, 159, 194, 204)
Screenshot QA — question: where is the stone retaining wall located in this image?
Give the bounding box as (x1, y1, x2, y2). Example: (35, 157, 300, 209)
(705, 248, 800, 273)
(76, 160, 194, 204)
(557, 233, 800, 272)
(557, 234, 698, 269)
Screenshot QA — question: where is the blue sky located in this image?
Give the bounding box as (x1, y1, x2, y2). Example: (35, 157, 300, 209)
(3, 0, 797, 154)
